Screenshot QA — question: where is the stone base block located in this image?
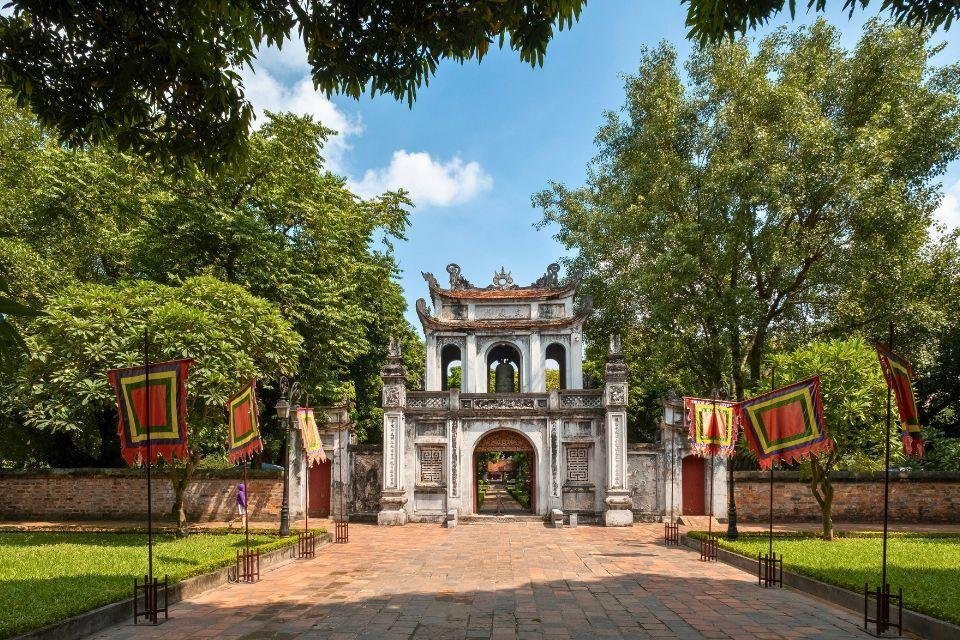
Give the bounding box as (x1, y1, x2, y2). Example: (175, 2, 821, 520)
(603, 509, 633, 527)
(377, 509, 407, 526)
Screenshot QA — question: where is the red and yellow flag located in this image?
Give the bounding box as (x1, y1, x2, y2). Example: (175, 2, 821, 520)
(107, 359, 192, 466)
(737, 376, 833, 469)
(226, 380, 263, 464)
(296, 407, 327, 465)
(684, 397, 738, 457)
(875, 343, 924, 458)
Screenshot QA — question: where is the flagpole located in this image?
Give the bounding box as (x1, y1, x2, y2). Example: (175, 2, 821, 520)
(709, 394, 716, 538)
(243, 461, 250, 558)
(882, 323, 893, 596)
(768, 366, 776, 559)
(144, 326, 153, 588)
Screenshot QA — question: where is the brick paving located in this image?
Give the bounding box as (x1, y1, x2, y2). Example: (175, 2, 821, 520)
(82, 522, 881, 640)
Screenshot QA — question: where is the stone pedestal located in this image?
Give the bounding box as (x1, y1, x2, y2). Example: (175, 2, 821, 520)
(378, 490, 408, 526)
(604, 492, 634, 526)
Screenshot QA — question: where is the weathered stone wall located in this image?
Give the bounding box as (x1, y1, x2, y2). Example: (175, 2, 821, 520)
(350, 445, 383, 516)
(0, 469, 283, 521)
(734, 471, 960, 523)
(627, 445, 659, 520)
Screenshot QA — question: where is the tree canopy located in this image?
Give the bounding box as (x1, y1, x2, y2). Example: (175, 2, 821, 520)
(684, 0, 960, 44)
(0, 95, 422, 467)
(0, 1, 586, 168)
(537, 19, 960, 446)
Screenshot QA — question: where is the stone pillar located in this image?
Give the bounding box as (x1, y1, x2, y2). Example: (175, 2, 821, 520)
(288, 426, 305, 520)
(603, 334, 633, 526)
(465, 334, 478, 392)
(379, 338, 408, 526)
(424, 333, 439, 391)
(530, 332, 543, 392)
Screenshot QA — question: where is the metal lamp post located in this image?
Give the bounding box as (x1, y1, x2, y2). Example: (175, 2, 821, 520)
(274, 377, 300, 537)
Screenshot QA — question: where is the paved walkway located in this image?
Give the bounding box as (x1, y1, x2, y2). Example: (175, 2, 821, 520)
(86, 523, 877, 640)
(479, 487, 529, 515)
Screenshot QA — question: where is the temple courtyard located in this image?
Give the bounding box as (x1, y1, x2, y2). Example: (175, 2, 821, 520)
(84, 523, 873, 640)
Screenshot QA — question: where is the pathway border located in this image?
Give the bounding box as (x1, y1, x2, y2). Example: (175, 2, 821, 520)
(13, 533, 331, 640)
(680, 533, 960, 640)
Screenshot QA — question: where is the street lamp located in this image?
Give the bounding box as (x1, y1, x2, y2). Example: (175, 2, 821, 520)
(274, 377, 300, 537)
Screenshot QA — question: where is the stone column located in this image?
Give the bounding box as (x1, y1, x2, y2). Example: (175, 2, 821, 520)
(465, 334, 477, 392)
(379, 338, 408, 525)
(424, 333, 438, 391)
(603, 334, 633, 526)
(530, 332, 543, 392)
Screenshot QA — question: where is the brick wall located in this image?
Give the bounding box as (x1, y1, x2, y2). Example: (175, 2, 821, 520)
(733, 471, 960, 523)
(0, 469, 284, 521)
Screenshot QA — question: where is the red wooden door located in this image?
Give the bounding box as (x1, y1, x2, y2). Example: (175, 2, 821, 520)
(309, 460, 331, 517)
(681, 456, 705, 516)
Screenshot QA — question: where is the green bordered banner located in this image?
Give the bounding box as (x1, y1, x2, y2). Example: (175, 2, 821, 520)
(684, 397, 738, 458)
(296, 408, 327, 466)
(737, 376, 833, 469)
(107, 359, 192, 466)
(226, 380, 263, 464)
(876, 343, 924, 458)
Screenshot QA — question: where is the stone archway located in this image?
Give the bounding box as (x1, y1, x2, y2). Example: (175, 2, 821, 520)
(473, 429, 537, 514)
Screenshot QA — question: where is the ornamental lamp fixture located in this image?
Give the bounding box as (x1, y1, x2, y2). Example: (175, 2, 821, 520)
(274, 397, 291, 421)
(662, 390, 683, 427)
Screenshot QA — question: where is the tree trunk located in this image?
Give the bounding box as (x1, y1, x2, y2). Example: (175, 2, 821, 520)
(169, 455, 197, 538)
(808, 454, 835, 541)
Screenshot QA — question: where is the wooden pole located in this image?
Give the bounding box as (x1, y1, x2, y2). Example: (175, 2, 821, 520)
(769, 366, 776, 558)
(144, 327, 153, 585)
(882, 322, 894, 592)
(243, 462, 249, 556)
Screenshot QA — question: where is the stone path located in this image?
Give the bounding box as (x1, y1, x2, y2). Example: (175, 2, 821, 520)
(86, 523, 877, 640)
(479, 487, 528, 515)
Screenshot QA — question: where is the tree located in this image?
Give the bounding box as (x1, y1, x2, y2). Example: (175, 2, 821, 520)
(684, 0, 960, 44)
(768, 338, 891, 540)
(0, 98, 420, 453)
(537, 20, 960, 434)
(0, 1, 586, 168)
(13, 276, 302, 534)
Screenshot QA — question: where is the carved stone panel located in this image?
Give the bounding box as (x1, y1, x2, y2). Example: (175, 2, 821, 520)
(418, 446, 444, 485)
(539, 304, 567, 319)
(565, 445, 589, 482)
(563, 420, 592, 438)
(475, 304, 531, 320)
(415, 421, 446, 438)
(474, 429, 534, 452)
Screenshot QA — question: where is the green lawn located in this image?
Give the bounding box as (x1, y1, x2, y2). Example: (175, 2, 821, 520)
(693, 532, 960, 625)
(0, 531, 303, 638)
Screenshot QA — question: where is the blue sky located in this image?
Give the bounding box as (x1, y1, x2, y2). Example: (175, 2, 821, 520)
(242, 2, 960, 328)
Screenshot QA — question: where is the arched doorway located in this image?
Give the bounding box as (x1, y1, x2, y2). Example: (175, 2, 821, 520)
(473, 429, 536, 514)
(441, 343, 462, 390)
(545, 342, 567, 390)
(486, 343, 522, 392)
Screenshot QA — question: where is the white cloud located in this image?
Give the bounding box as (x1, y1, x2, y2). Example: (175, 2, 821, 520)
(348, 150, 493, 207)
(934, 178, 960, 232)
(239, 61, 360, 170)
(240, 43, 492, 207)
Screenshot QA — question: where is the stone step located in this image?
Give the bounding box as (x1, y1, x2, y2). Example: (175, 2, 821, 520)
(678, 515, 725, 530)
(459, 514, 548, 524)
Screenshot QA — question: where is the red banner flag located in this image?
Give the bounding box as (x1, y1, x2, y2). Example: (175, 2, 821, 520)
(875, 343, 924, 458)
(107, 359, 192, 466)
(684, 397, 738, 457)
(737, 376, 833, 469)
(226, 380, 263, 464)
